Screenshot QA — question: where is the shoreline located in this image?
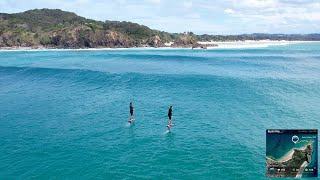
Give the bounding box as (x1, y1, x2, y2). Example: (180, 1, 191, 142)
(267, 143, 313, 178)
(0, 40, 318, 51)
(277, 150, 295, 162)
(277, 143, 312, 162)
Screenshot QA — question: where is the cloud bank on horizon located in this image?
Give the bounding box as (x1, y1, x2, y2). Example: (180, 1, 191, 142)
(0, 0, 319, 35)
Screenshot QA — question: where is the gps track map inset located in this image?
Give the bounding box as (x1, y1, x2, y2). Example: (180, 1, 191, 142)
(266, 129, 318, 178)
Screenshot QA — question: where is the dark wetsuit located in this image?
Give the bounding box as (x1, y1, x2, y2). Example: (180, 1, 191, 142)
(130, 104, 133, 116)
(168, 108, 172, 120)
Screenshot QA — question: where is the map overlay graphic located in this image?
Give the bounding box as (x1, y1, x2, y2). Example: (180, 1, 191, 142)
(266, 129, 318, 178)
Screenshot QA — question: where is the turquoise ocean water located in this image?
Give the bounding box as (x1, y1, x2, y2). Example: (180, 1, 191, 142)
(0, 43, 320, 179)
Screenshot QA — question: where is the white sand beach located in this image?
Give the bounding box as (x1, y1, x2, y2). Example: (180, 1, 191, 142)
(277, 143, 312, 162)
(0, 40, 317, 51)
(198, 40, 317, 49)
(278, 150, 295, 162)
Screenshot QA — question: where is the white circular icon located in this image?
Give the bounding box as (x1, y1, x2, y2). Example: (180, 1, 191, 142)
(292, 135, 299, 144)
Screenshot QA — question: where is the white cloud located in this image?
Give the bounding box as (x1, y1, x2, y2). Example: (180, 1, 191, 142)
(145, 0, 161, 5)
(222, 0, 320, 33)
(75, 0, 89, 4)
(140, 15, 232, 34)
(116, 0, 127, 5)
(234, 0, 277, 8)
(183, 1, 193, 9)
(224, 8, 235, 14)
(185, 13, 200, 19)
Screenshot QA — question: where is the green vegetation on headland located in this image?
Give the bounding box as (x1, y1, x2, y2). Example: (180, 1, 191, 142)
(266, 144, 314, 178)
(1, 9, 320, 49)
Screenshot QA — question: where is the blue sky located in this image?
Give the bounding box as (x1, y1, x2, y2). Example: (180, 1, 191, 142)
(1, 0, 320, 34)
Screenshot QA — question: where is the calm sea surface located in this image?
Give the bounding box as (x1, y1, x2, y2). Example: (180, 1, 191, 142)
(0, 43, 319, 179)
